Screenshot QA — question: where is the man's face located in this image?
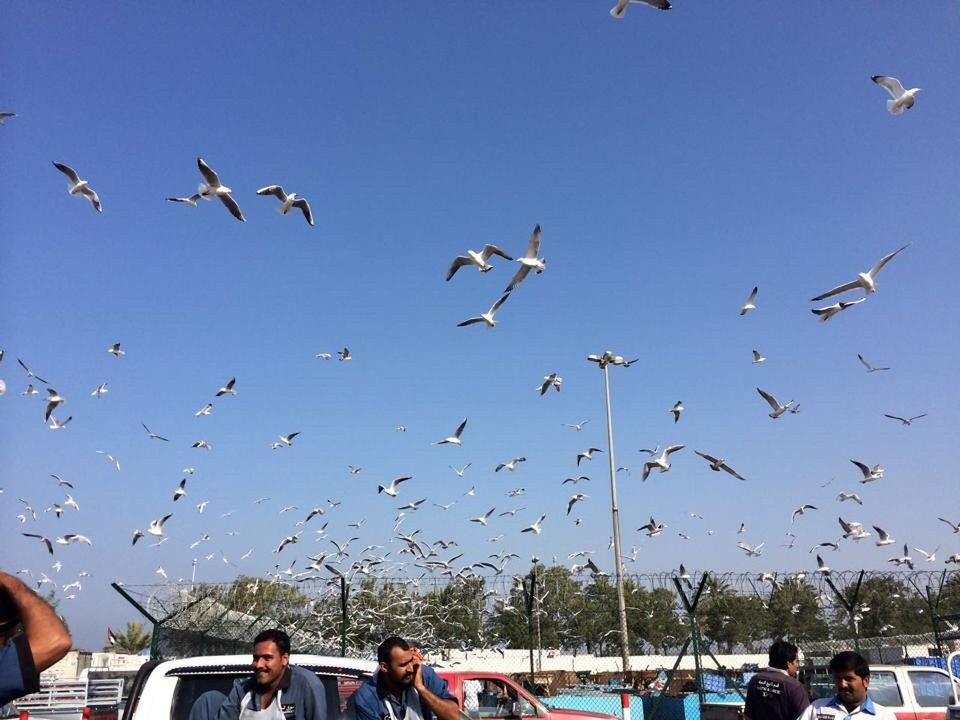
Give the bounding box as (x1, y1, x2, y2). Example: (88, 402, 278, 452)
(787, 658, 799, 678)
(252, 640, 288, 687)
(833, 669, 869, 708)
(381, 646, 416, 687)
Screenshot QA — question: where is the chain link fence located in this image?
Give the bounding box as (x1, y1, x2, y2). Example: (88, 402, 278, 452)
(113, 568, 960, 720)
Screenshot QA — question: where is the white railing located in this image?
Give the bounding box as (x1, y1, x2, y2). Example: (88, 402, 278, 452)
(14, 678, 123, 711)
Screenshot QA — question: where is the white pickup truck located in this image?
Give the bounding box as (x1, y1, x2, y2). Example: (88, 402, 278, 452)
(120, 655, 376, 720)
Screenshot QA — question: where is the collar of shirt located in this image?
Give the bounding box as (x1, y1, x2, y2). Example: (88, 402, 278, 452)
(377, 673, 410, 714)
(826, 696, 878, 715)
(764, 667, 791, 677)
(248, 667, 293, 707)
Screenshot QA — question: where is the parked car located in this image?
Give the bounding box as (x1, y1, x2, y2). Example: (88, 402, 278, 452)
(805, 664, 959, 720)
(437, 671, 617, 720)
(120, 655, 376, 720)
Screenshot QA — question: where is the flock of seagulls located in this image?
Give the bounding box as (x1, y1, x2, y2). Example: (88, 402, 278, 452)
(0, 6, 950, 656)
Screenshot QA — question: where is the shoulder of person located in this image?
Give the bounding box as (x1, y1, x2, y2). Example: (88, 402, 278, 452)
(290, 665, 325, 687)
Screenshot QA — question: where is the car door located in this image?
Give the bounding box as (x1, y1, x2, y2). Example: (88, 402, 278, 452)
(906, 669, 956, 720)
(868, 671, 909, 720)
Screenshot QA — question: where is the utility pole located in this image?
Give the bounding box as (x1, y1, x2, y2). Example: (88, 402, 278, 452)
(587, 351, 632, 674)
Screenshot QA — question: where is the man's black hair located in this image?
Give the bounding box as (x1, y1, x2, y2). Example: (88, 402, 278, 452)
(829, 651, 870, 679)
(254, 628, 291, 656)
(768, 640, 799, 670)
(378, 636, 410, 664)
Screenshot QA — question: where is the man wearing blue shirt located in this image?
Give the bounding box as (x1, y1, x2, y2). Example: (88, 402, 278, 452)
(216, 628, 327, 720)
(797, 652, 896, 720)
(0, 571, 72, 707)
(352, 637, 460, 720)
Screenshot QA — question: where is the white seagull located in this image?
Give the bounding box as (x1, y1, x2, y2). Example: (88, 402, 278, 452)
(196, 157, 245, 221)
(739, 287, 758, 316)
(858, 354, 890, 373)
(851, 459, 884, 483)
(873, 526, 895, 546)
(871, 75, 921, 115)
(107, 343, 124, 357)
(52, 162, 102, 212)
(736, 542, 765, 557)
(457, 293, 511, 328)
(566, 494, 588, 516)
(378, 476, 412, 497)
(147, 513, 173, 537)
(884, 413, 926, 426)
(693, 451, 745, 481)
(449, 464, 471, 478)
(216, 378, 237, 397)
(434, 418, 468, 446)
(471, 508, 496, 526)
(521, 514, 547, 535)
(670, 401, 684, 423)
(837, 492, 863, 505)
(563, 419, 591, 431)
(142, 423, 170, 442)
(642, 445, 685, 481)
(446, 245, 513, 281)
(752, 350, 766, 365)
(577, 448, 603, 466)
(757, 387, 793, 419)
(166, 193, 201, 206)
(277, 432, 300, 447)
(256, 185, 314, 226)
(505, 225, 545, 292)
(638, 517, 666, 537)
(810, 246, 908, 302)
(610, 0, 671, 19)
(495, 457, 526, 473)
(90, 383, 108, 398)
(811, 298, 865, 322)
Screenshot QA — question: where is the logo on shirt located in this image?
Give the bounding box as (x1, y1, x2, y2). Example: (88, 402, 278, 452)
(281, 703, 297, 720)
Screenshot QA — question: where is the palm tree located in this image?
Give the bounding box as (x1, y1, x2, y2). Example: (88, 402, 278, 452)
(106, 621, 152, 654)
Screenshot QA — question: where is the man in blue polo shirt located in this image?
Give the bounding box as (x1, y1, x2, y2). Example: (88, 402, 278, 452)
(352, 637, 460, 720)
(0, 571, 72, 707)
(797, 652, 896, 720)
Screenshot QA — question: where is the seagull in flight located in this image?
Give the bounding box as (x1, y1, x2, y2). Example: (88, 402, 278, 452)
(457, 293, 511, 328)
(0, 113, 16, 125)
(638, 517, 666, 537)
(216, 378, 237, 397)
(141, 423, 169, 442)
(256, 185, 314, 226)
(837, 492, 863, 505)
(739, 287, 758, 316)
(196, 157, 245, 221)
(562, 476, 590, 485)
(45, 388, 65, 422)
(521, 514, 547, 535)
(577, 448, 603, 466)
(938, 517, 959, 534)
(48, 415, 73, 430)
(195, 403, 213, 417)
(538, 373, 562, 396)
(22, 533, 55, 555)
(505, 225, 545, 292)
(873, 526, 895, 546)
(471, 508, 496, 526)
(884, 413, 926, 426)
(147, 513, 173, 537)
(752, 350, 766, 365)
(757, 388, 793, 419)
(642, 445, 684, 481)
(736, 542, 765, 557)
(107, 343, 125, 357)
(610, 0, 671, 19)
(851, 459, 884, 483)
(277, 432, 300, 447)
(449, 464, 471, 478)
(495, 457, 526, 473)
(446, 245, 513, 281)
(563, 419, 591, 431)
(858, 354, 890, 373)
(434, 418, 468, 446)
(871, 75, 921, 115)
(90, 383, 108, 398)
(173, 479, 187, 501)
(914, 545, 940, 563)
(810, 246, 908, 302)
(888, 544, 914, 570)
(791, 504, 818, 523)
(53, 162, 102, 212)
(670, 401, 684, 423)
(166, 193, 201, 206)
(566, 494, 587, 515)
(378, 476, 412, 497)
(693, 451, 745, 481)
(815, 555, 831, 575)
(17, 358, 48, 385)
(811, 298, 865, 322)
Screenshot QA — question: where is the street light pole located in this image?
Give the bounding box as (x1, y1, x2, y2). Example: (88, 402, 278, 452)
(588, 351, 632, 675)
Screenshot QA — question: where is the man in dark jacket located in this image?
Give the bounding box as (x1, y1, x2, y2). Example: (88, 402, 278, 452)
(217, 628, 327, 720)
(745, 640, 809, 720)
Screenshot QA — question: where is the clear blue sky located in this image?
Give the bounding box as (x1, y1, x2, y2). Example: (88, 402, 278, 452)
(2, 2, 958, 651)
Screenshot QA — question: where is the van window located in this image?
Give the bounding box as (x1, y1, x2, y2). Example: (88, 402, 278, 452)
(868, 672, 902, 708)
(907, 671, 954, 708)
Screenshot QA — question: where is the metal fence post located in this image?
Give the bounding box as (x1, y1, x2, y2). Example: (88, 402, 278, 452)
(340, 576, 349, 658)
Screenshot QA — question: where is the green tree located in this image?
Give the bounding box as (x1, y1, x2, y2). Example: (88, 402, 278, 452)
(766, 578, 830, 643)
(108, 621, 151, 654)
